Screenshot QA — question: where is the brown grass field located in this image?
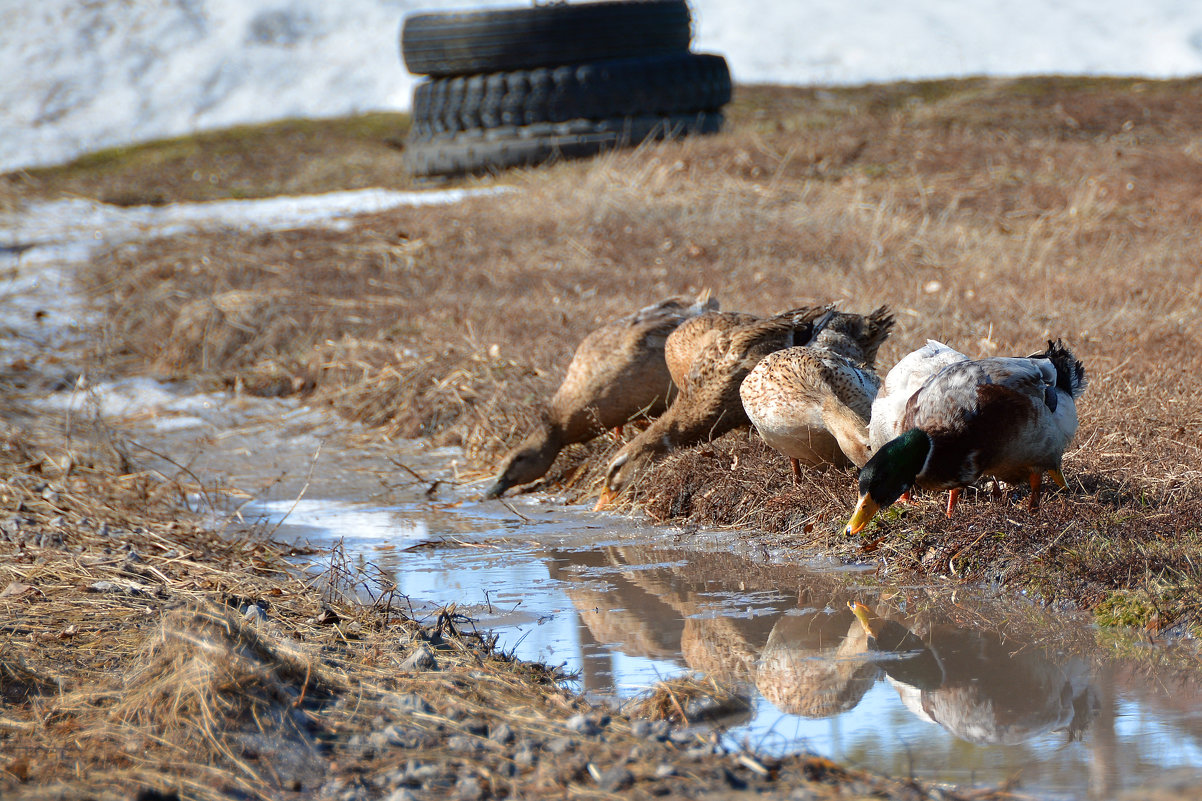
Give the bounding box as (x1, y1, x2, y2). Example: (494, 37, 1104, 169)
(3, 75, 1202, 798)
(14, 75, 1197, 630)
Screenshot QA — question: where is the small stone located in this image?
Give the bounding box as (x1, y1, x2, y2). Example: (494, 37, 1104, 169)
(400, 644, 438, 672)
(374, 724, 429, 749)
(379, 767, 407, 789)
(447, 735, 478, 753)
(391, 693, 434, 715)
(513, 743, 537, 768)
(595, 767, 634, 792)
(545, 736, 574, 755)
(649, 720, 671, 740)
(454, 775, 483, 801)
(463, 718, 488, 736)
(383, 790, 418, 801)
(566, 714, 601, 736)
(488, 722, 514, 744)
(242, 604, 268, 625)
(654, 763, 676, 779)
(631, 720, 653, 739)
(405, 764, 444, 783)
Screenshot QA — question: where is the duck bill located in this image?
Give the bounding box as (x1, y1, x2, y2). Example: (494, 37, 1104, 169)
(847, 600, 875, 637)
(483, 477, 512, 500)
(593, 487, 619, 511)
(844, 494, 880, 535)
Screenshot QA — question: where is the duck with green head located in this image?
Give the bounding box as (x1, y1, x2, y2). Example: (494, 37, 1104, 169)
(845, 340, 1087, 535)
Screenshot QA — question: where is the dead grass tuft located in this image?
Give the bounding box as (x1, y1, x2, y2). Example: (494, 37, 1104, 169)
(112, 606, 331, 754)
(627, 674, 751, 726)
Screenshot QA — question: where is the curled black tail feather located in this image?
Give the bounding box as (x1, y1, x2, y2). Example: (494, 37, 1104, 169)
(1040, 338, 1087, 398)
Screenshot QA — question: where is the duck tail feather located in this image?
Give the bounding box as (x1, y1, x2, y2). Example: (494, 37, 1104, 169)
(1039, 338, 1088, 397)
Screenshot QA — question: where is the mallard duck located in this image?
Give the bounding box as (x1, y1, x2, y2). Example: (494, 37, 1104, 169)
(483, 291, 717, 499)
(596, 305, 835, 507)
(845, 339, 1087, 534)
(664, 310, 761, 391)
(867, 340, 969, 454)
(740, 347, 881, 478)
(739, 307, 894, 478)
(809, 306, 895, 366)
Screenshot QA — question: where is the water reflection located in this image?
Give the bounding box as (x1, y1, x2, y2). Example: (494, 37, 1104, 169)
(257, 499, 1202, 800)
(849, 602, 1096, 746)
(532, 544, 1200, 799)
(757, 609, 879, 719)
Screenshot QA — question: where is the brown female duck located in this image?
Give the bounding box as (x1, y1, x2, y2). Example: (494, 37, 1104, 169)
(484, 291, 717, 499)
(596, 305, 839, 507)
(739, 308, 895, 478)
(663, 310, 761, 391)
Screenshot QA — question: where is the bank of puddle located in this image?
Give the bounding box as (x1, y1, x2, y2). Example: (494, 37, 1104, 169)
(42, 379, 1202, 801)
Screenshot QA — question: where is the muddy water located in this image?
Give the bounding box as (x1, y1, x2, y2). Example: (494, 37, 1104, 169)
(48, 382, 1202, 800)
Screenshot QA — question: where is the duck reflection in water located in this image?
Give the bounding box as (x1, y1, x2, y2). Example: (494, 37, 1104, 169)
(756, 605, 881, 718)
(548, 546, 1097, 748)
(846, 601, 1098, 745)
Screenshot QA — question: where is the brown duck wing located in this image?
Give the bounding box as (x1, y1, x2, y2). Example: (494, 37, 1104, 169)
(904, 358, 1050, 487)
(812, 306, 895, 366)
(665, 310, 761, 391)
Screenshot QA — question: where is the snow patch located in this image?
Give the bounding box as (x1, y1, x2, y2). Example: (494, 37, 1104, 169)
(5, 0, 1202, 171)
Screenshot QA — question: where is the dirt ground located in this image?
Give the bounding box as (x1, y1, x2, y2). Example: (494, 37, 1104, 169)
(4, 76, 1202, 798)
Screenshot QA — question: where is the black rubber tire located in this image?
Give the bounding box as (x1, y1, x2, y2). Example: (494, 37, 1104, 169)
(401, 0, 693, 77)
(410, 52, 731, 137)
(404, 112, 724, 177)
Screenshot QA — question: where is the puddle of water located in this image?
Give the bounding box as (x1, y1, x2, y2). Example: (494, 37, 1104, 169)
(251, 489, 1202, 800)
(128, 400, 1179, 801)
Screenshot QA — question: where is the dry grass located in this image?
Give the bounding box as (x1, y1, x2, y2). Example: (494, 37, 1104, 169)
(0, 113, 418, 209)
(21, 76, 1202, 631)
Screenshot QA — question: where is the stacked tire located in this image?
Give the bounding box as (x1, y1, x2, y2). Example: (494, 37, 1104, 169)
(400, 0, 730, 177)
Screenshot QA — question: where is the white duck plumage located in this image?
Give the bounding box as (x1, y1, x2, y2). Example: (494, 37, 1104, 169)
(868, 340, 969, 454)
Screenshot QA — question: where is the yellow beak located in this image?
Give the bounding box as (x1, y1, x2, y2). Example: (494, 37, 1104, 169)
(847, 600, 874, 635)
(593, 487, 619, 511)
(844, 494, 880, 535)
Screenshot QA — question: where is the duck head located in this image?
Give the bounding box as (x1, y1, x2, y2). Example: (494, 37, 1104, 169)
(845, 428, 931, 535)
(595, 438, 666, 509)
(483, 429, 562, 499)
(594, 450, 636, 510)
